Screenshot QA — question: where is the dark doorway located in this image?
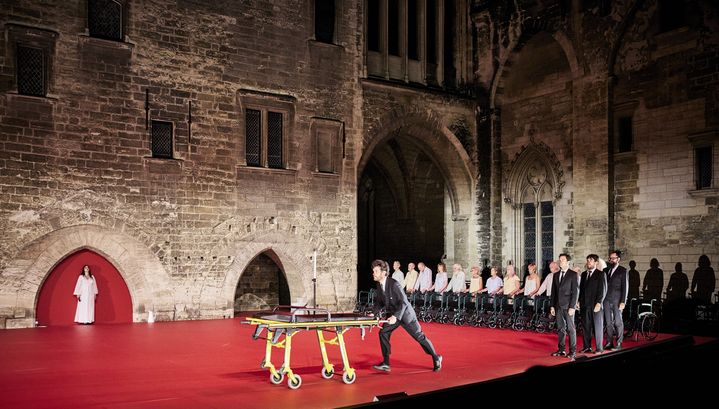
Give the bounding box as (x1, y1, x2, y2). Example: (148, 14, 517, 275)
(234, 251, 290, 313)
(357, 136, 445, 292)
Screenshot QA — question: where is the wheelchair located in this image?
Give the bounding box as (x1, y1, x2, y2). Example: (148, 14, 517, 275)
(624, 297, 660, 341)
(354, 289, 375, 313)
(533, 296, 557, 333)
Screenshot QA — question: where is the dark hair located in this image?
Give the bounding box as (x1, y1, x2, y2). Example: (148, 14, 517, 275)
(587, 254, 599, 262)
(698, 254, 711, 268)
(371, 259, 389, 273)
(79, 265, 93, 277)
(437, 262, 446, 271)
(650, 258, 659, 268)
(559, 253, 571, 261)
(611, 250, 622, 259)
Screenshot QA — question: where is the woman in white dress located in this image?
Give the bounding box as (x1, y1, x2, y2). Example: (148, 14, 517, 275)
(522, 262, 541, 298)
(74, 265, 98, 324)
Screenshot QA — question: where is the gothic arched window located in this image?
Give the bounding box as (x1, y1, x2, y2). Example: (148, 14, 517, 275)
(504, 141, 565, 276)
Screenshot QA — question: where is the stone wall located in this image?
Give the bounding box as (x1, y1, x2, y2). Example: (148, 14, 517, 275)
(0, 0, 364, 325)
(612, 0, 719, 292)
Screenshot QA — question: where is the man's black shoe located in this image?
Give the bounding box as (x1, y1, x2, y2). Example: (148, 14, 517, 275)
(580, 347, 593, 353)
(433, 355, 443, 372)
(372, 363, 391, 372)
(551, 350, 567, 357)
(594, 349, 604, 354)
(603, 343, 613, 351)
(614, 343, 622, 351)
(568, 353, 576, 362)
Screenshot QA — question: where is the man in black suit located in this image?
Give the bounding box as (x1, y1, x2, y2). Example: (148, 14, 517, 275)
(550, 255, 579, 361)
(604, 250, 628, 350)
(370, 259, 442, 372)
(580, 254, 607, 354)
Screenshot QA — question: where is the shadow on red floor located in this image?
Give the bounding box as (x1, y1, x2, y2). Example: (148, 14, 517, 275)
(0, 319, 677, 409)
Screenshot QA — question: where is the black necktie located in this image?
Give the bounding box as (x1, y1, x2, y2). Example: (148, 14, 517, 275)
(560, 272, 565, 283)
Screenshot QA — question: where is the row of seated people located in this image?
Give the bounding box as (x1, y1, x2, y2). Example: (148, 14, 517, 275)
(357, 260, 670, 333)
(358, 261, 556, 331)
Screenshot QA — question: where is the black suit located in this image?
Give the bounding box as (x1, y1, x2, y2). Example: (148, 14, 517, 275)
(604, 265, 628, 346)
(580, 269, 607, 350)
(551, 270, 579, 354)
(374, 277, 438, 365)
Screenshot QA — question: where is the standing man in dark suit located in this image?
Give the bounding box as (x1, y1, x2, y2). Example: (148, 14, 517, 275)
(580, 254, 607, 354)
(370, 259, 442, 372)
(551, 255, 579, 361)
(604, 250, 628, 350)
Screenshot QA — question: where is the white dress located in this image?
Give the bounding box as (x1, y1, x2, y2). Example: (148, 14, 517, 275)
(524, 275, 538, 296)
(74, 275, 98, 324)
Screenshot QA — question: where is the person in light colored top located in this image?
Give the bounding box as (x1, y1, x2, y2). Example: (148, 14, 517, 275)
(466, 266, 483, 296)
(431, 263, 449, 293)
(392, 260, 405, 289)
(404, 262, 418, 293)
(503, 264, 521, 296)
(481, 267, 503, 295)
(74, 265, 98, 324)
(537, 267, 556, 297)
(414, 262, 433, 293)
(448, 263, 466, 293)
(521, 262, 541, 298)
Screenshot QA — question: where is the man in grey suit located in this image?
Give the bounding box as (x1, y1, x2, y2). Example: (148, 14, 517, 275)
(550, 255, 579, 361)
(604, 250, 628, 350)
(370, 259, 442, 372)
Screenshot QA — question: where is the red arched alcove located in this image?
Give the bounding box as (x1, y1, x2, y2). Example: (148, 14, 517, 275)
(36, 249, 133, 326)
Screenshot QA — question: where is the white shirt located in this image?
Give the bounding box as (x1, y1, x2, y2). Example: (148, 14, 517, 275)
(414, 267, 433, 292)
(524, 275, 538, 296)
(486, 276, 503, 294)
(434, 272, 448, 293)
(448, 271, 466, 293)
(537, 272, 555, 296)
(392, 270, 405, 289)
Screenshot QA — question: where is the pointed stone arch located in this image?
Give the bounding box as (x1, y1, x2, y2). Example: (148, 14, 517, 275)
(221, 230, 328, 313)
(0, 224, 173, 325)
(490, 28, 583, 109)
(503, 139, 566, 274)
(359, 106, 475, 218)
(503, 138, 566, 209)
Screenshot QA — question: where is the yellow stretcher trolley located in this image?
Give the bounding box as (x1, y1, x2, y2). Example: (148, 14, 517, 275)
(243, 306, 383, 390)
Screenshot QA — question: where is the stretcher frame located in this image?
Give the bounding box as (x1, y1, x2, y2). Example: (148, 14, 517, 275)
(243, 306, 383, 389)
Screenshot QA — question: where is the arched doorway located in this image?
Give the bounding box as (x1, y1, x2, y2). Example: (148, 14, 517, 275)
(234, 251, 291, 312)
(494, 31, 574, 279)
(358, 135, 447, 291)
(36, 249, 133, 326)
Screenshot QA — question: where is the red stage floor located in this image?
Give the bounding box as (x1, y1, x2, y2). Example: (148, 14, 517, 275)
(0, 318, 675, 409)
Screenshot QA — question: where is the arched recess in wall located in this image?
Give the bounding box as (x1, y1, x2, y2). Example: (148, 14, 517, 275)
(0, 224, 172, 324)
(491, 28, 575, 277)
(504, 140, 565, 277)
(36, 249, 132, 326)
(233, 249, 291, 312)
(221, 230, 321, 314)
(357, 108, 475, 291)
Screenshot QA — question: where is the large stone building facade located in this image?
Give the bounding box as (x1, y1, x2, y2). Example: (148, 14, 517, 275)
(0, 0, 716, 328)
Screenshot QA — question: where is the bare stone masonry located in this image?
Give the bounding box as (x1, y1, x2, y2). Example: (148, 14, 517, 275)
(1, 1, 717, 328)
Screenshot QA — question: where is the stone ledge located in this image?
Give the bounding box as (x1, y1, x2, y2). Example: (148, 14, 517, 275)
(78, 34, 134, 54)
(688, 188, 719, 198)
(311, 171, 340, 178)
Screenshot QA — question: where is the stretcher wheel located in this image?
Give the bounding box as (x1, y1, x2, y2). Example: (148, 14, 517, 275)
(288, 374, 302, 389)
(270, 372, 284, 385)
(321, 368, 334, 379)
(342, 372, 356, 384)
